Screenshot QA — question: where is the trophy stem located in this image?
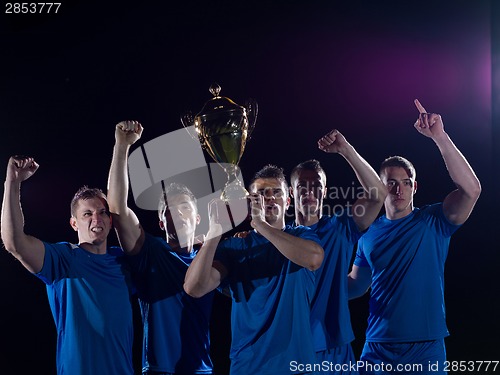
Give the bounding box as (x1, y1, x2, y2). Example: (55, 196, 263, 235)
(221, 164, 249, 201)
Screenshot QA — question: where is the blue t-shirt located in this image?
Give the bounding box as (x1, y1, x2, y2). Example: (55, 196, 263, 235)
(36, 242, 134, 375)
(354, 204, 461, 342)
(127, 233, 214, 374)
(307, 213, 362, 351)
(215, 225, 321, 375)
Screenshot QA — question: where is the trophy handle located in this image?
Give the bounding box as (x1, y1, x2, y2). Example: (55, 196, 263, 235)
(180, 111, 200, 142)
(245, 98, 258, 139)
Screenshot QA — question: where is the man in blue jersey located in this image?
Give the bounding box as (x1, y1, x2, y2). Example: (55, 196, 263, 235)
(107, 120, 214, 375)
(1, 156, 134, 375)
(348, 100, 481, 375)
(184, 164, 325, 375)
(290, 129, 387, 374)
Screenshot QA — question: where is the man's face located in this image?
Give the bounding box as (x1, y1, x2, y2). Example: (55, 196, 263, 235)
(291, 169, 326, 217)
(70, 197, 112, 246)
(381, 166, 417, 217)
(250, 178, 290, 225)
(160, 193, 200, 246)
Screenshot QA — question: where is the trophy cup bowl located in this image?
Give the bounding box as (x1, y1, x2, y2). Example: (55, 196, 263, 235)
(181, 83, 257, 201)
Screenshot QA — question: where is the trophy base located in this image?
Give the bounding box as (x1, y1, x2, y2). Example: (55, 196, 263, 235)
(220, 181, 249, 201)
(218, 164, 249, 202)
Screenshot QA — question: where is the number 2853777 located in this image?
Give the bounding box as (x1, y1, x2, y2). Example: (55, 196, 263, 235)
(5, 3, 61, 14)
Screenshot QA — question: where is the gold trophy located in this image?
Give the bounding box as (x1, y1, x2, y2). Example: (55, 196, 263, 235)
(181, 83, 257, 201)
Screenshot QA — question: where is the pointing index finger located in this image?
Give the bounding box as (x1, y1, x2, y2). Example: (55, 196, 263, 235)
(414, 99, 427, 114)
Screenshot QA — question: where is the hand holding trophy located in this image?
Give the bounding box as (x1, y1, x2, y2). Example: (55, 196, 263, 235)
(181, 83, 258, 201)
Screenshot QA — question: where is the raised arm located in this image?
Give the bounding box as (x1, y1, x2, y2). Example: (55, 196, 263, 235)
(318, 129, 387, 231)
(414, 100, 481, 225)
(184, 200, 227, 298)
(1, 156, 45, 273)
(249, 193, 324, 271)
(107, 121, 145, 255)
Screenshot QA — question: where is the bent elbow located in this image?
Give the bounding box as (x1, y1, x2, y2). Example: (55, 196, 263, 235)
(183, 281, 205, 298)
(307, 245, 324, 271)
(2, 239, 13, 254)
(461, 178, 482, 202)
(2, 240, 20, 259)
(471, 181, 482, 200)
(3, 245, 40, 274)
(183, 281, 197, 297)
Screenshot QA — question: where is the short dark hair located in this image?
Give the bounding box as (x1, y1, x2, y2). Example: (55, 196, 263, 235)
(380, 156, 416, 180)
(290, 159, 326, 184)
(249, 164, 289, 192)
(70, 186, 108, 216)
(158, 182, 198, 218)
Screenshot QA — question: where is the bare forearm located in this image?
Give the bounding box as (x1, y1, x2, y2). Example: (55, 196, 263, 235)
(107, 142, 132, 214)
(336, 145, 386, 230)
(340, 144, 386, 203)
(1, 181, 44, 272)
(253, 223, 323, 270)
(2, 181, 26, 250)
(184, 236, 222, 297)
(107, 142, 143, 253)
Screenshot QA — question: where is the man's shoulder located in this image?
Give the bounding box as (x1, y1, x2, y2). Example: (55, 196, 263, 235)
(365, 203, 445, 231)
(318, 213, 348, 226)
(107, 246, 126, 257)
(42, 241, 76, 252)
(284, 224, 311, 234)
(409, 203, 447, 224)
(310, 213, 357, 237)
(142, 232, 171, 250)
(417, 203, 443, 215)
(284, 224, 321, 242)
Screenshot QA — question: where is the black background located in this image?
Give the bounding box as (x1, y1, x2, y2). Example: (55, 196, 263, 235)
(0, 1, 498, 374)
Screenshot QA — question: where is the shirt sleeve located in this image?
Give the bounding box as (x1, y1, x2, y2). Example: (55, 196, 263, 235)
(353, 238, 370, 268)
(36, 242, 73, 285)
(421, 203, 462, 238)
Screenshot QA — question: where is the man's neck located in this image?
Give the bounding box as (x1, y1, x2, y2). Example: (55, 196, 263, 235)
(168, 237, 195, 254)
(79, 242, 107, 255)
(295, 209, 321, 227)
(385, 206, 413, 221)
